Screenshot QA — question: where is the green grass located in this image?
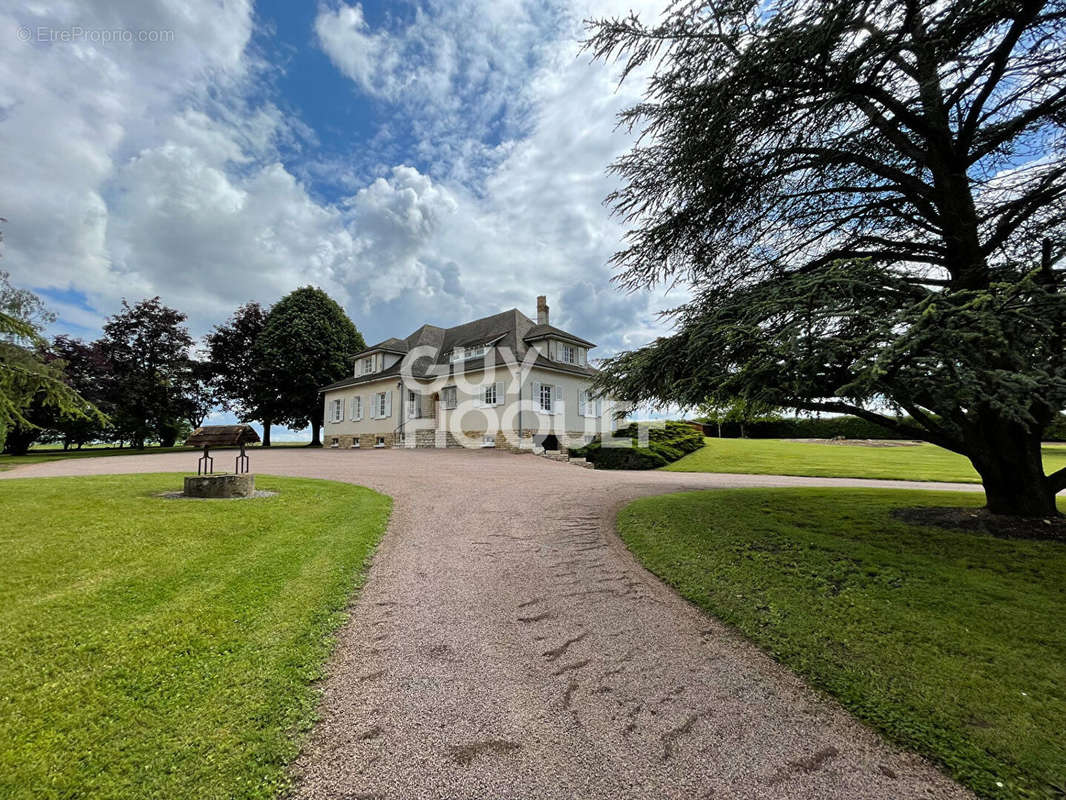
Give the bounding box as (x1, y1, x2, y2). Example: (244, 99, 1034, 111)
(0, 474, 390, 800)
(664, 437, 1066, 483)
(0, 442, 311, 471)
(618, 489, 1066, 799)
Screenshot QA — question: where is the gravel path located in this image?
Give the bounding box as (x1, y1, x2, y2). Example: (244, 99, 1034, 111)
(1, 449, 978, 799)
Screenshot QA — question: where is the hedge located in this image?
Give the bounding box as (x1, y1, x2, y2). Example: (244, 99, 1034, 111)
(696, 414, 1066, 442)
(571, 421, 704, 470)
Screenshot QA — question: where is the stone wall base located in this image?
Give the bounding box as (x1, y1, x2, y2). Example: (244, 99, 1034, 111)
(184, 473, 255, 498)
(325, 429, 591, 452)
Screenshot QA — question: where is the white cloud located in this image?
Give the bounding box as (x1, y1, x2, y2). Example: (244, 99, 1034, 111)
(1, 0, 676, 364)
(0, 0, 256, 308)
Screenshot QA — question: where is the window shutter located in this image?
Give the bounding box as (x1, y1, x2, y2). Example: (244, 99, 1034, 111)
(494, 381, 504, 406)
(595, 396, 603, 417)
(384, 390, 392, 418)
(578, 390, 587, 417)
(554, 385, 564, 416)
(339, 397, 345, 422)
(532, 381, 542, 411)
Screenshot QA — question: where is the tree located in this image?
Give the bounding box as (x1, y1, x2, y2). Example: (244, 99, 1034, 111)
(253, 287, 364, 446)
(48, 336, 113, 448)
(0, 273, 105, 453)
(98, 298, 195, 448)
(204, 303, 279, 446)
(586, 0, 1066, 516)
(699, 398, 780, 438)
(181, 358, 216, 430)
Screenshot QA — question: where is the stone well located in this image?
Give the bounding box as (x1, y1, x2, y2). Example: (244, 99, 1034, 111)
(183, 473, 255, 499)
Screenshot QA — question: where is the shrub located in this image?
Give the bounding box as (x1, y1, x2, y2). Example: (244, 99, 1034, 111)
(572, 420, 704, 470)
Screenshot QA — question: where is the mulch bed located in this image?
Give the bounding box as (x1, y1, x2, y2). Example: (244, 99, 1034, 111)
(892, 506, 1066, 541)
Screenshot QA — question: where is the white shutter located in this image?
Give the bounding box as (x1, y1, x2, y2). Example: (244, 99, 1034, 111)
(384, 390, 392, 418)
(578, 389, 587, 417)
(532, 381, 542, 412)
(339, 397, 346, 422)
(554, 385, 564, 417)
(494, 381, 504, 406)
(595, 396, 603, 417)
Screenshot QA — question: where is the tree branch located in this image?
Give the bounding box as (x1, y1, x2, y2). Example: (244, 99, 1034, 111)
(792, 400, 964, 453)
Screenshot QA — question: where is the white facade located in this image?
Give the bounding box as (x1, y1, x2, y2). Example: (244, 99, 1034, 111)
(320, 299, 619, 450)
(323, 363, 616, 450)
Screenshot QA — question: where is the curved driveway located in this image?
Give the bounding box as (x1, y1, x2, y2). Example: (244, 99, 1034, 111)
(1, 449, 978, 799)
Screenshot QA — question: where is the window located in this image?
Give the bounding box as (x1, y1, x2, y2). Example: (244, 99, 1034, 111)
(559, 343, 579, 364)
(407, 389, 423, 419)
(330, 398, 344, 423)
(483, 383, 497, 406)
(538, 383, 553, 412)
(351, 438, 360, 448)
(331, 437, 339, 448)
(375, 436, 385, 448)
(359, 356, 375, 375)
(481, 434, 495, 448)
(450, 344, 487, 362)
(579, 389, 601, 417)
(374, 392, 389, 419)
(351, 395, 362, 421)
(441, 386, 457, 410)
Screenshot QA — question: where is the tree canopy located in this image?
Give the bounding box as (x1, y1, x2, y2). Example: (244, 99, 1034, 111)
(253, 287, 364, 446)
(98, 298, 195, 448)
(204, 302, 280, 445)
(0, 272, 105, 451)
(587, 0, 1066, 515)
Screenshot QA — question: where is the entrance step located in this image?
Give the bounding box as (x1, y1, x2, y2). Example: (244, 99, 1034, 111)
(535, 450, 594, 468)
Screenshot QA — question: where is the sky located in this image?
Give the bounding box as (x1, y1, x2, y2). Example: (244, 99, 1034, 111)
(0, 0, 679, 435)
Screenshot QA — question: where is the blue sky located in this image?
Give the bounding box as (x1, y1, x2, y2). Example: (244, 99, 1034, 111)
(0, 0, 674, 435)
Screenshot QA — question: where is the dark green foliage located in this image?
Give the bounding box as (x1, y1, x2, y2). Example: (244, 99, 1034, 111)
(204, 303, 279, 445)
(704, 414, 1066, 442)
(572, 420, 704, 469)
(586, 2, 1066, 516)
(44, 336, 113, 448)
(252, 287, 364, 446)
(0, 274, 105, 452)
(98, 298, 195, 449)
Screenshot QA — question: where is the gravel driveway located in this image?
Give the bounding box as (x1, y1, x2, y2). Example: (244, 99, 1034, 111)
(1, 448, 978, 799)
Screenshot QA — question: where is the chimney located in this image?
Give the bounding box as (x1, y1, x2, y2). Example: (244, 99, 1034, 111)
(537, 295, 549, 325)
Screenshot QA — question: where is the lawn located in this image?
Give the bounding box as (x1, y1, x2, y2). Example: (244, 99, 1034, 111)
(617, 489, 1066, 799)
(664, 437, 1066, 483)
(0, 474, 390, 800)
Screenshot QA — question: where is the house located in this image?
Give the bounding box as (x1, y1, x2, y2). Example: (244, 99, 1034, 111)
(319, 296, 618, 451)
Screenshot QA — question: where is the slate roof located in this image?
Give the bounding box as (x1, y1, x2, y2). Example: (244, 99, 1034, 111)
(356, 336, 410, 355)
(523, 324, 595, 348)
(185, 424, 261, 447)
(319, 309, 597, 392)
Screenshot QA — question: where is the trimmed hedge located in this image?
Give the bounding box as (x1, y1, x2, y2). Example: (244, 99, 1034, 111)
(698, 414, 1066, 442)
(571, 421, 704, 470)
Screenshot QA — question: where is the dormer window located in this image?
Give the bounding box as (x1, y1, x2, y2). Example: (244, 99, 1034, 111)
(558, 343, 583, 365)
(450, 344, 487, 362)
(358, 355, 375, 375)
